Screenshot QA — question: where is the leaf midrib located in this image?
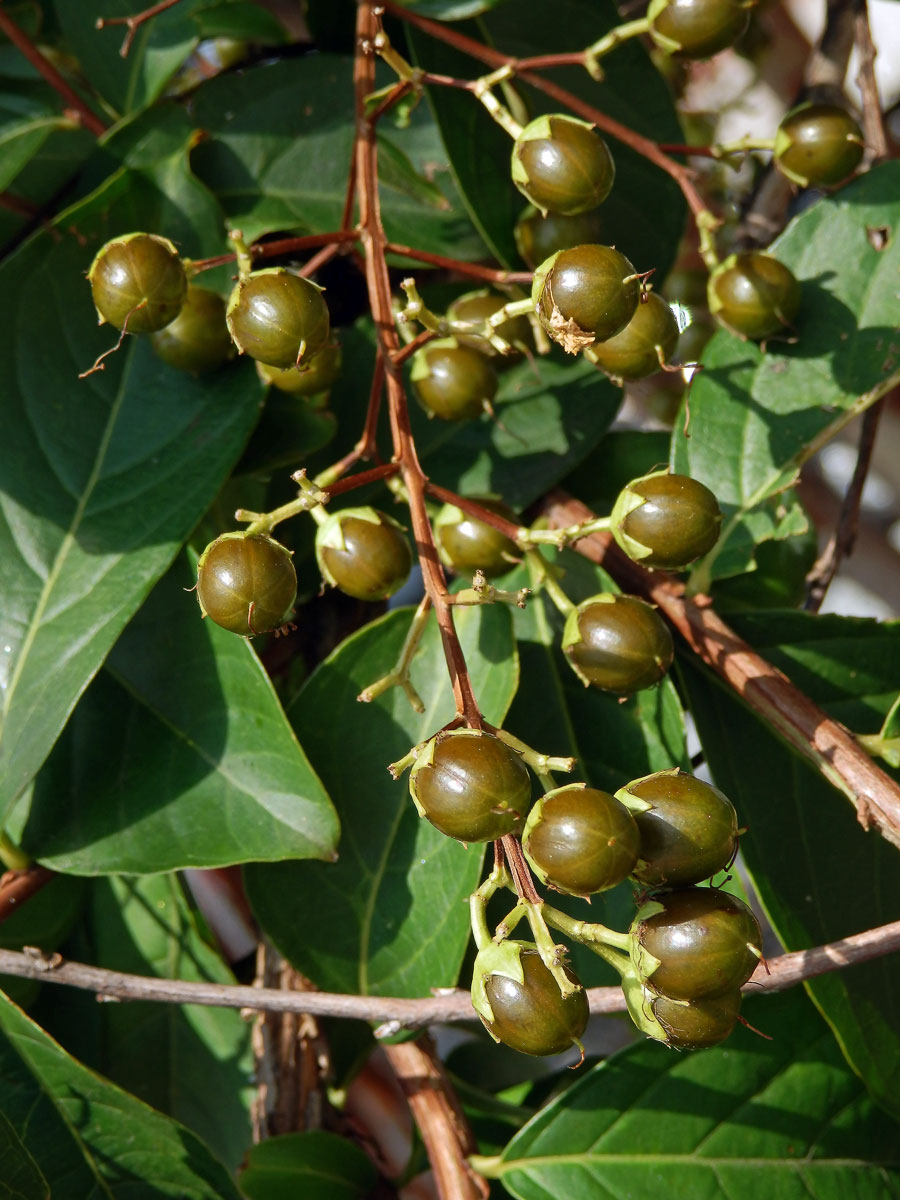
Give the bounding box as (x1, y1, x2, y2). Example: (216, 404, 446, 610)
(495, 1151, 900, 1173)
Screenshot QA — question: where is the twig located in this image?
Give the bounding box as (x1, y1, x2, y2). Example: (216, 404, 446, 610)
(1, 919, 898, 1020)
(95, 0, 184, 58)
(0, 865, 55, 924)
(805, 397, 887, 611)
(386, 242, 532, 284)
(0, 9, 107, 137)
(540, 491, 900, 850)
(189, 230, 359, 276)
(852, 0, 889, 159)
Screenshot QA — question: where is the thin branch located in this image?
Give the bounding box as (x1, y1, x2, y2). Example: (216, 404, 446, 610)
(0, 866, 55, 925)
(95, 0, 183, 58)
(189, 230, 359, 276)
(0, 9, 107, 137)
(805, 397, 888, 611)
(1, 919, 898, 1021)
(326, 462, 400, 498)
(540, 491, 900, 849)
(386, 242, 532, 285)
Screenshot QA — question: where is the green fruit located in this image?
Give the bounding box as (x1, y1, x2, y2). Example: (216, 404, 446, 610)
(774, 103, 864, 188)
(562, 593, 674, 694)
(257, 342, 342, 395)
(522, 784, 640, 895)
(149, 285, 234, 373)
(610, 470, 722, 570)
(617, 768, 739, 887)
(410, 337, 498, 420)
(88, 232, 187, 333)
(707, 251, 801, 340)
(532, 245, 640, 353)
(196, 532, 297, 637)
(315, 507, 413, 601)
(626, 980, 742, 1048)
(630, 888, 762, 1000)
(445, 290, 532, 358)
(408, 730, 531, 843)
(434, 497, 519, 579)
(511, 114, 615, 216)
(473, 942, 589, 1056)
(588, 292, 680, 380)
(226, 267, 330, 369)
(648, 0, 754, 58)
(514, 205, 608, 270)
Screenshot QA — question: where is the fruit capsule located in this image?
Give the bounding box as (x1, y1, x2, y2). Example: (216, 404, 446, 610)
(532, 245, 640, 353)
(626, 978, 742, 1048)
(226, 267, 330, 369)
(434, 497, 519, 579)
(648, 0, 755, 58)
(149, 285, 233, 373)
(196, 532, 297, 637)
(408, 730, 531, 843)
(588, 292, 680, 380)
(562, 593, 674, 694)
(514, 205, 608, 270)
(707, 251, 801, 341)
(256, 342, 342, 395)
(88, 232, 187, 333)
(511, 114, 615, 216)
(315, 507, 413, 602)
(774, 103, 864, 189)
(522, 783, 640, 895)
(410, 338, 498, 420)
(610, 470, 722, 571)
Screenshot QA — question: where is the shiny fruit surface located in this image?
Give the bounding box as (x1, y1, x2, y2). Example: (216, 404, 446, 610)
(88, 232, 187, 333)
(149, 285, 233, 373)
(410, 338, 498, 420)
(480, 946, 589, 1056)
(707, 251, 801, 340)
(611, 471, 722, 570)
(588, 291, 680, 380)
(774, 103, 864, 188)
(196, 533, 297, 637)
(226, 268, 330, 369)
(434, 498, 519, 579)
(522, 784, 640, 895)
(315, 508, 412, 602)
(533, 245, 640, 353)
(563, 593, 674, 694)
(511, 114, 615, 216)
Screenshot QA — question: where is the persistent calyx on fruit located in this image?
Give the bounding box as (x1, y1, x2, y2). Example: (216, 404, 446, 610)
(624, 977, 742, 1048)
(610, 470, 722, 570)
(226, 267, 330, 368)
(562, 592, 674, 694)
(410, 337, 498, 420)
(472, 941, 588, 1056)
(707, 251, 801, 340)
(196, 532, 297, 637)
(511, 114, 615, 217)
(149, 285, 234, 373)
(88, 232, 187, 333)
(648, 0, 755, 58)
(588, 291, 680, 381)
(408, 729, 531, 842)
(434, 497, 519, 579)
(315, 507, 413, 602)
(532, 244, 641, 353)
(617, 768, 739, 887)
(522, 783, 640, 895)
(773, 102, 864, 188)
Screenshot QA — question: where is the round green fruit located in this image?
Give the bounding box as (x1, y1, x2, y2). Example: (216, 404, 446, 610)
(226, 268, 330, 369)
(707, 251, 801, 341)
(774, 103, 864, 189)
(562, 593, 674, 694)
(408, 730, 531, 843)
(445, 290, 532, 358)
(532, 245, 640, 353)
(610, 470, 722, 571)
(522, 784, 640, 895)
(648, 0, 754, 58)
(588, 291, 680, 380)
(474, 943, 589, 1056)
(88, 232, 187, 333)
(410, 338, 498, 420)
(617, 768, 739, 888)
(434, 498, 519, 579)
(514, 205, 608, 270)
(627, 981, 742, 1048)
(315, 507, 412, 602)
(256, 342, 342, 395)
(511, 114, 615, 216)
(149, 285, 233, 373)
(196, 532, 297, 637)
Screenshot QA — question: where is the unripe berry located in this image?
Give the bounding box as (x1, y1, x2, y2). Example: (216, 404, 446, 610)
(196, 532, 297, 637)
(511, 114, 615, 216)
(410, 337, 498, 420)
(88, 232, 187, 333)
(610, 471, 722, 571)
(522, 783, 640, 895)
(562, 593, 674, 694)
(707, 251, 801, 341)
(315, 507, 413, 602)
(774, 103, 865, 189)
(588, 291, 680, 380)
(226, 268, 330, 369)
(149, 285, 234, 373)
(532, 245, 641, 354)
(648, 0, 755, 58)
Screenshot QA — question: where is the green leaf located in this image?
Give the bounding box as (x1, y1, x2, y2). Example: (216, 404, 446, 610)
(10, 553, 337, 873)
(407, 0, 686, 272)
(0, 1111, 48, 1200)
(192, 1, 287, 42)
(239, 1131, 378, 1200)
(245, 601, 518, 997)
(189, 55, 484, 257)
(0, 152, 264, 827)
(0, 92, 75, 192)
(0, 988, 242, 1198)
(679, 611, 900, 1120)
(0, 875, 86, 1007)
(36, 875, 252, 1172)
(485, 989, 900, 1199)
(393, 0, 511, 18)
(672, 162, 900, 585)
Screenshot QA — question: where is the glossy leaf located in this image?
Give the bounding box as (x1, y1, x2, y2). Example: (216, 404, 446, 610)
(407, 0, 685, 273)
(239, 1132, 378, 1200)
(484, 989, 900, 1198)
(0, 1111, 48, 1200)
(679, 611, 900, 1119)
(672, 162, 900, 585)
(0, 989, 242, 1198)
(0, 143, 264, 826)
(190, 56, 484, 257)
(9, 553, 337, 873)
(245, 601, 518, 997)
(0, 92, 73, 191)
(36, 875, 252, 1171)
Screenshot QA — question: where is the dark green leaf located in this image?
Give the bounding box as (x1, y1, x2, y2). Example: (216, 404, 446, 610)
(190, 56, 484, 257)
(245, 601, 517, 997)
(393, 0, 510, 18)
(0, 989, 242, 1198)
(10, 553, 337, 873)
(680, 610, 900, 1119)
(239, 1131, 378, 1200)
(407, 0, 685, 272)
(36, 875, 252, 1172)
(0, 92, 74, 191)
(0, 1111, 48, 1200)
(0, 876, 86, 1007)
(486, 989, 900, 1199)
(192, 1, 287, 42)
(0, 147, 264, 826)
(672, 162, 900, 585)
